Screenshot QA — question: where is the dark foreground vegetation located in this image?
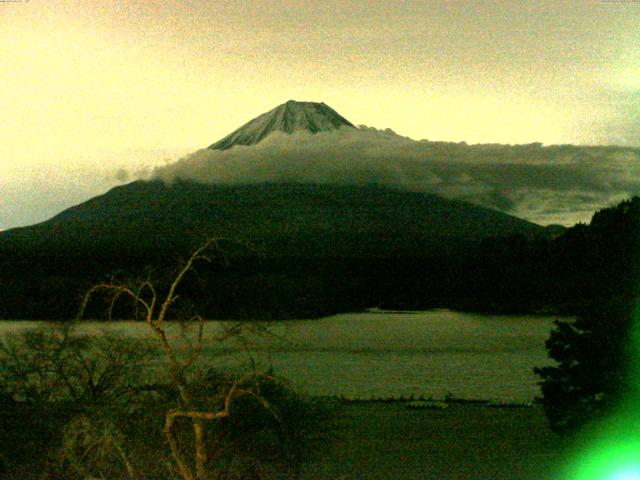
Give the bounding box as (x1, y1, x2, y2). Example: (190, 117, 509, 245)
(534, 196, 640, 440)
(1, 351, 569, 480)
(0, 244, 331, 480)
(1, 191, 639, 320)
(0, 197, 638, 477)
(0, 326, 329, 479)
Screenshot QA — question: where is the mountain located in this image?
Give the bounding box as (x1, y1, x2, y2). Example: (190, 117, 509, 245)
(0, 100, 560, 319)
(0, 180, 550, 319)
(1, 99, 548, 257)
(0, 181, 545, 258)
(208, 100, 355, 150)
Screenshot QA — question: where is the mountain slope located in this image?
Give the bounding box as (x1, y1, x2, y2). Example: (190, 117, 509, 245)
(0, 99, 562, 319)
(0, 181, 546, 258)
(208, 100, 355, 150)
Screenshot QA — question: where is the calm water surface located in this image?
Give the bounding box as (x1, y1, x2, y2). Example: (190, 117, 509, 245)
(0, 310, 561, 402)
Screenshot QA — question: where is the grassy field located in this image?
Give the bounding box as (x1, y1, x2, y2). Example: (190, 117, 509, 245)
(0, 398, 573, 479)
(302, 402, 571, 480)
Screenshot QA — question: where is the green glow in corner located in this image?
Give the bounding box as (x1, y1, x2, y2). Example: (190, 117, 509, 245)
(569, 435, 640, 480)
(610, 471, 640, 480)
(565, 303, 640, 480)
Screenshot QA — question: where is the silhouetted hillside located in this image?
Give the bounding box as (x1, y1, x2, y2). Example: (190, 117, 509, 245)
(2, 194, 635, 320)
(0, 181, 545, 257)
(0, 181, 550, 319)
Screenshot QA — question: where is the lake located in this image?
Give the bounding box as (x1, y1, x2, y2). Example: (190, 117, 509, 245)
(0, 309, 561, 402)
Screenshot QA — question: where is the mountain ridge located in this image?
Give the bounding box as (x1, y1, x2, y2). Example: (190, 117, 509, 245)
(0, 100, 578, 320)
(0, 181, 547, 256)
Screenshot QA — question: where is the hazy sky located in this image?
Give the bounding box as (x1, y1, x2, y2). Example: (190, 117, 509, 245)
(1, 0, 639, 229)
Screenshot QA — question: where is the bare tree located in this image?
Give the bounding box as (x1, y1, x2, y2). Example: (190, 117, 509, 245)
(79, 238, 280, 480)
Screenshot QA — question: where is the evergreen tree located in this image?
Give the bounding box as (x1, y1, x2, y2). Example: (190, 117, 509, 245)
(535, 197, 640, 433)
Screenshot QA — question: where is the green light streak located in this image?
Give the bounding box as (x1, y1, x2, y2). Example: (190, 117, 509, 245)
(569, 433, 640, 480)
(564, 302, 640, 479)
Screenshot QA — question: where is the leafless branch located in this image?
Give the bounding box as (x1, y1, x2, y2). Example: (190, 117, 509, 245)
(77, 237, 285, 480)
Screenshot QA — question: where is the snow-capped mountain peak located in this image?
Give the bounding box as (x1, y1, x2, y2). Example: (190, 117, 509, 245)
(208, 100, 355, 150)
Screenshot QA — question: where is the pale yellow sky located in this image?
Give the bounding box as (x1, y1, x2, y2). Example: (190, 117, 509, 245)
(1, 0, 639, 229)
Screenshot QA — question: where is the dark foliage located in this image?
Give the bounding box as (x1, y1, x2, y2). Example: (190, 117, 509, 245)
(1, 189, 639, 320)
(0, 327, 156, 478)
(535, 300, 636, 433)
(0, 326, 331, 479)
(0, 181, 548, 320)
(535, 197, 640, 433)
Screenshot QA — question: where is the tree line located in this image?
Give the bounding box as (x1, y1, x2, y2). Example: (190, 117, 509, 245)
(1, 198, 638, 320)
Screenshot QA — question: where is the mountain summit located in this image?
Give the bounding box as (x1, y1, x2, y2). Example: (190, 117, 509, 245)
(208, 100, 355, 150)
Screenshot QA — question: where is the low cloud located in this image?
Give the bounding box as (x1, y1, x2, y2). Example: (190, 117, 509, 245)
(152, 128, 640, 226)
(114, 165, 153, 183)
(114, 167, 129, 182)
